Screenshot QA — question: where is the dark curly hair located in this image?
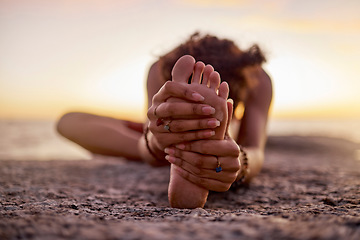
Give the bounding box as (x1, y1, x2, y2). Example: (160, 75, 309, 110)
(158, 32, 266, 109)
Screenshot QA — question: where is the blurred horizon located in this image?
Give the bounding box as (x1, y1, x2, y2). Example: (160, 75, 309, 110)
(1, 0, 360, 121)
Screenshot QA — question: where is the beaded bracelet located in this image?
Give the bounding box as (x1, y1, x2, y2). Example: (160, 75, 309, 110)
(238, 145, 250, 183)
(230, 145, 250, 190)
(144, 126, 158, 161)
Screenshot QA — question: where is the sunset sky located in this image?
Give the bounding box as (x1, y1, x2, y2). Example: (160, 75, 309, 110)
(1, 0, 359, 121)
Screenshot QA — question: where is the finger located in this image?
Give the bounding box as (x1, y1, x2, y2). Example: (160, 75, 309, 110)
(152, 130, 216, 149)
(165, 149, 217, 170)
(153, 102, 216, 119)
(176, 139, 240, 157)
(226, 99, 234, 133)
(153, 81, 205, 103)
(155, 118, 220, 133)
(165, 148, 240, 172)
(172, 165, 233, 192)
(166, 155, 237, 183)
(227, 99, 234, 121)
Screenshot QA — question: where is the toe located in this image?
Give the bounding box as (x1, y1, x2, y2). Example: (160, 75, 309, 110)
(202, 65, 214, 86)
(218, 82, 229, 99)
(171, 55, 196, 83)
(191, 61, 205, 84)
(209, 71, 221, 91)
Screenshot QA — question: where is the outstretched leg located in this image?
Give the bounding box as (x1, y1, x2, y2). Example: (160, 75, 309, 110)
(57, 112, 143, 160)
(167, 55, 229, 208)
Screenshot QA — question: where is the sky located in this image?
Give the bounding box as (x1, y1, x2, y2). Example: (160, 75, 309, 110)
(1, 0, 359, 121)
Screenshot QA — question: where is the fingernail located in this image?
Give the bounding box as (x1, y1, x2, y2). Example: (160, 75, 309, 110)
(164, 148, 175, 155)
(192, 92, 204, 101)
(176, 144, 185, 150)
(165, 155, 175, 164)
(208, 120, 220, 127)
(204, 130, 215, 137)
(202, 106, 215, 115)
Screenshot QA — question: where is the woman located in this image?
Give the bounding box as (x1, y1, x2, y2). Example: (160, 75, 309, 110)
(57, 32, 272, 208)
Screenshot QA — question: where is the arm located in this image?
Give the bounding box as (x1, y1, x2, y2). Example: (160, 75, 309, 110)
(236, 66, 273, 181)
(138, 62, 222, 166)
(138, 62, 168, 166)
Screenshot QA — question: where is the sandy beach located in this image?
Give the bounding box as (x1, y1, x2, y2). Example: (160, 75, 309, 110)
(1, 123, 360, 239)
(1, 0, 360, 238)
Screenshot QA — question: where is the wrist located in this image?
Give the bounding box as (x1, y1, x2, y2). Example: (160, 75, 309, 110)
(143, 126, 168, 167)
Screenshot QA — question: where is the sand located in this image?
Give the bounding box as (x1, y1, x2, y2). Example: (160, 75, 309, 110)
(1, 135, 360, 240)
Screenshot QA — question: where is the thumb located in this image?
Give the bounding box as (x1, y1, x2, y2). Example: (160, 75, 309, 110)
(225, 98, 234, 134)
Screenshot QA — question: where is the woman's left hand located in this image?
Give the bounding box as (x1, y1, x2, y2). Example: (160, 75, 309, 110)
(164, 135, 241, 192)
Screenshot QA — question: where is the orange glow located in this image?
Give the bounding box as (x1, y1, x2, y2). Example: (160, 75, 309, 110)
(0, 0, 359, 121)
(271, 104, 360, 120)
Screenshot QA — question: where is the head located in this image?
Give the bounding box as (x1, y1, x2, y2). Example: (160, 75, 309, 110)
(158, 32, 266, 111)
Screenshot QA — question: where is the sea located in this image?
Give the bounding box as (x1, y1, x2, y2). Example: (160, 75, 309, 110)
(0, 119, 359, 161)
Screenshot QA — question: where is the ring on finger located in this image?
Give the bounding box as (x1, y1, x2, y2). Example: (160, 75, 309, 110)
(215, 156, 222, 173)
(156, 118, 164, 126)
(164, 119, 172, 132)
(154, 105, 159, 117)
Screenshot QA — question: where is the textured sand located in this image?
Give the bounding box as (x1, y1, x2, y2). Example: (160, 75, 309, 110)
(1, 135, 360, 240)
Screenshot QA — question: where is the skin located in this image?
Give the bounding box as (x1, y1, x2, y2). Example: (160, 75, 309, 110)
(164, 55, 230, 208)
(56, 54, 272, 209)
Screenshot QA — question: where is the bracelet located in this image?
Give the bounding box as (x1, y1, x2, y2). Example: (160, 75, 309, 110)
(238, 145, 250, 183)
(230, 145, 250, 190)
(144, 126, 158, 160)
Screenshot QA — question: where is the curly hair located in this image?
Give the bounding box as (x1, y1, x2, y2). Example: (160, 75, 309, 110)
(158, 32, 266, 109)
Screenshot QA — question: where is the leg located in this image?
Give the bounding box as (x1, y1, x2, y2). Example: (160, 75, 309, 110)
(56, 112, 143, 160)
(168, 55, 229, 208)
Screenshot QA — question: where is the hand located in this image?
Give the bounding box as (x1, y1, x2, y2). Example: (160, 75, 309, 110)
(164, 136, 241, 192)
(147, 81, 221, 150)
(163, 100, 239, 191)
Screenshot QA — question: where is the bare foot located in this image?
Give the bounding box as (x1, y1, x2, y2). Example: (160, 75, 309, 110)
(167, 55, 229, 208)
(169, 55, 229, 138)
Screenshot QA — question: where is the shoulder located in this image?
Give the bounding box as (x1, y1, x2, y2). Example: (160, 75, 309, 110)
(147, 61, 161, 81)
(246, 66, 272, 110)
(147, 60, 166, 86)
(146, 60, 167, 104)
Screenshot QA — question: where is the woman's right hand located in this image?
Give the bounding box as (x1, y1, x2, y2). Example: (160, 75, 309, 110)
(147, 81, 221, 150)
